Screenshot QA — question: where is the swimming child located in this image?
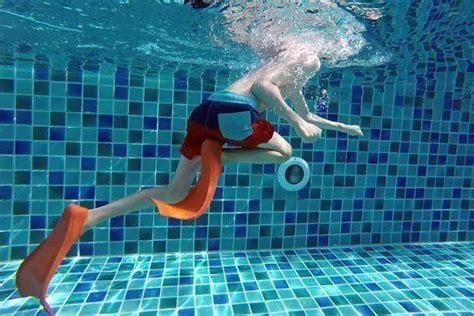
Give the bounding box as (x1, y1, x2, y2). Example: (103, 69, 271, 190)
(16, 47, 363, 314)
(80, 47, 363, 230)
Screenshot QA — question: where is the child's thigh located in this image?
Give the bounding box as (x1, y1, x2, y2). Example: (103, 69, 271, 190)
(257, 132, 292, 157)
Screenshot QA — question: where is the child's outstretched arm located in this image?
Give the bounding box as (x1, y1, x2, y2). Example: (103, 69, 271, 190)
(251, 81, 322, 143)
(290, 90, 364, 136)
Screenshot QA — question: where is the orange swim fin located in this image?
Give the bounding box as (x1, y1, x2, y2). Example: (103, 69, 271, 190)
(16, 204, 89, 316)
(149, 139, 222, 220)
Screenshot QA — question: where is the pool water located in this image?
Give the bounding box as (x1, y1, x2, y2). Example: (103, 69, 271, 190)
(0, 0, 473, 315)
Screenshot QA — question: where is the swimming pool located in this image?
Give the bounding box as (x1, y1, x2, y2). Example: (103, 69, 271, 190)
(0, 0, 473, 315)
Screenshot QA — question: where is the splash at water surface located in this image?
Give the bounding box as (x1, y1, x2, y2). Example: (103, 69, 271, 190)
(0, 0, 390, 71)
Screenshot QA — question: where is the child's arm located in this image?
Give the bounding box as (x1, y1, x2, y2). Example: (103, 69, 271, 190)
(251, 81, 322, 143)
(289, 90, 364, 136)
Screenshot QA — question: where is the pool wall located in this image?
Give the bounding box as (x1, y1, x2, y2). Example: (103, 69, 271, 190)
(0, 53, 472, 262)
(0, 0, 473, 262)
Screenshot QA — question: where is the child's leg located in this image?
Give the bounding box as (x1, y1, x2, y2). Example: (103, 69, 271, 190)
(222, 132, 292, 164)
(82, 155, 201, 233)
(83, 133, 290, 233)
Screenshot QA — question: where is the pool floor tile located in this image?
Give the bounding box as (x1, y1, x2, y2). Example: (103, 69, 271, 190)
(0, 242, 473, 315)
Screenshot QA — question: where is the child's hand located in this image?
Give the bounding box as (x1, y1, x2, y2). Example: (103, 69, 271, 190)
(295, 120, 322, 143)
(340, 124, 364, 136)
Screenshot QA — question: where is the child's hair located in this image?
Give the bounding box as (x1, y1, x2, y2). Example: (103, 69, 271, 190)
(184, 0, 214, 9)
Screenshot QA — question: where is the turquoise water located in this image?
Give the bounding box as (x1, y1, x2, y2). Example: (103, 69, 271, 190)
(0, 0, 473, 315)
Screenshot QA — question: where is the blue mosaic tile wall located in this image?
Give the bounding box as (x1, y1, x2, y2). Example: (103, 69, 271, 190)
(0, 58, 472, 262)
(0, 1, 473, 262)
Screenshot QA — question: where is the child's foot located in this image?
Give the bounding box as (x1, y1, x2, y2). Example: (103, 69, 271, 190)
(16, 204, 89, 315)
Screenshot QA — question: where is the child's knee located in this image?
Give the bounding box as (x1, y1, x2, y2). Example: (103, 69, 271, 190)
(280, 143, 293, 161)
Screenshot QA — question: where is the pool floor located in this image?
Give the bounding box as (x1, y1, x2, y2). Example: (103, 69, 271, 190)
(1, 242, 473, 315)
